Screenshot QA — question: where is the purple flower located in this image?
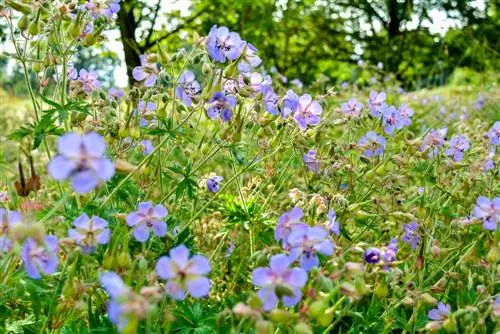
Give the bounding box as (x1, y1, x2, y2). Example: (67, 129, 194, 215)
(207, 92, 236, 122)
(100, 271, 150, 332)
(475, 94, 485, 110)
(108, 87, 124, 101)
(420, 127, 447, 158)
(341, 98, 363, 118)
(87, 0, 121, 19)
(156, 245, 211, 300)
(484, 159, 495, 172)
(140, 140, 154, 155)
(76, 69, 101, 93)
(293, 94, 322, 131)
(21, 235, 58, 279)
(48, 132, 115, 194)
(364, 247, 381, 264)
(135, 100, 157, 127)
(275, 207, 308, 248)
(176, 71, 201, 107)
(381, 105, 401, 135)
(252, 254, 308, 311)
(290, 78, 303, 90)
(377, 62, 384, 70)
(226, 242, 235, 257)
(282, 90, 299, 118)
(472, 196, 499, 231)
(368, 91, 386, 117)
(239, 72, 269, 93)
(303, 150, 319, 173)
(68, 213, 110, 253)
(382, 238, 398, 270)
(126, 202, 168, 242)
(132, 55, 159, 87)
(487, 122, 499, 146)
(398, 104, 414, 127)
(428, 302, 451, 321)
(206, 25, 243, 63)
(327, 209, 340, 236)
(0, 209, 22, 253)
(262, 85, 279, 115)
(67, 62, 78, 80)
(238, 43, 262, 72)
(401, 221, 419, 249)
(358, 131, 386, 157)
(445, 135, 470, 161)
(207, 175, 223, 193)
(288, 226, 334, 271)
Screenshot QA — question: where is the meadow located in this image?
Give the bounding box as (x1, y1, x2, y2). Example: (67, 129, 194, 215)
(0, 1, 499, 333)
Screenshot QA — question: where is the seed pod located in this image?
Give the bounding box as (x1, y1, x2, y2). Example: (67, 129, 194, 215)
(17, 14, 30, 30)
(255, 320, 273, 334)
(6, 0, 32, 14)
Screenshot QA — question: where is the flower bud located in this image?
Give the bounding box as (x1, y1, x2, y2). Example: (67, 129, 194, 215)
(255, 320, 273, 334)
(268, 309, 293, 324)
(247, 293, 262, 309)
(374, 283, 388, 298)
(17, 14, 29, 30)
(6, 0, 32, 14)
(420, 293, 438, 306)
(294, 322, 313, 334)
(309, 299, 328, 319)
(318, 307, 334, 327)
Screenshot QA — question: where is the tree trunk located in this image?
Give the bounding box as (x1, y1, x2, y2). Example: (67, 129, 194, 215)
(387, 0, 401, 39)
(117, 1, 141, 87)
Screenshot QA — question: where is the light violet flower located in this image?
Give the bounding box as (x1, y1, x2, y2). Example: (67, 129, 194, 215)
(293, 94, 322, 131)
(207, 92, 236, 122)
(87, 0, 121, 19)
(0, 209, 22, 253)
(76, 69, 101, 93)
(21, 235, 58, 279)
(303, 150, 319, 173)
(282, 90, 299, 118)
(108, 87, 124, 101)
(381, 105, 401, 135)
(341, 98, 363, 118)
(252, 254, 307, 311)
(140, 140, 154, 155)
(428, 302, 451, 321)
(238, 43, 262, 72)
(327, 209, 340, 236)
(132, 55, 159, 87)
(445, 135, 470, 161)
(275, 207, 308, 248)
(368, 91, 386, 117)
(48, 132, 115, 194)
(472, 196, 499, 231)
(156, 245, 211, 300)
(207, 175, 224, 193)
(398, 104, 414, 127)
(206, 25, 243, 63)
(176, 71, 201, 107)
(420, 127, 448, 158)
(262, 85, 279, 115)
(288, 226, 334, 271)
(401, 221, 419, 249)
(487, 122, 499, 146)
(358, 131, 386, 157)
(68, 213, 110, 253)
(126, 202, 168, 242)
(135, 100, 157, 127)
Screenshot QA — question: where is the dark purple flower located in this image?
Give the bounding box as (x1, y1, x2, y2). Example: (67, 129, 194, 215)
(126, 202, 168, 242)
(206, 25, 243, 63)
(21, 235, 58, 279)
(76, 69, 101, 93)
(156, 245, 211, 300)
(487, 121, 499, 146)
(428, 302, 451, 321)
(341, 98, 363, 118)
(48, 132, 115, 194)
(327, 209, 340, 236)
(364, 247, 381, 264)
(420, 127, 447, 158)
(140, 140, 154, 155)
(132, 55, 159, 87)
(0, 209, 22, 253)
(293, 94, 322, 131)
(445, 135, 470, 161)
(207, 92, 236, 122)
(472, 196, 499, 231)
(368, 91, 386, 117)
(303, 150, 319, 173)
(275, 207, 307, 248)
(68, 213, 110, 253)
(401, 221, 419, 249)
(238, 43, 262, 72)
(207, 175, 223, 193)
(176, 71, 201, 107)
(288, 226, 334, 271)
(252, 253, 308, 311)
(381, 105, 401, 135)
(358, 131, 386, 157)
(262, 84, 279, 115)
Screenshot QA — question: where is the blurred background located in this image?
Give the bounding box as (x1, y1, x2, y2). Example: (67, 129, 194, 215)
(1, 0, 499, 94)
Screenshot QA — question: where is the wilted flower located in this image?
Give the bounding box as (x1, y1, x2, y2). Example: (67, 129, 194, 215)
(428, 302, 451, 321)
(288, 226, 334, 271)
(293, 94, 322, 131)
(364, 247, 381, 264)
(420, 127, 447, 158)
(207, 175, 224, 193)
(401, 221, 419, 249)
(21, 236, 58, 279)
(238, 43, 262, 72)
(0, 209, 22, 253)
(358, 131, 386, 157)
(275, 207, 307, 248)
(126, 202, 168, 242)
(207, 92, 236, 122)
(368, 91, 386, 117)
(48, 132, 115, 194)
(341, 98, 363, 118)
(252, 253, 307, 311)
(487, 121, 499, 146)
(445, 135, 470, 161)
(132, 55, 159, 87)
(472, 196, 499, 231)
(68, 213, 110, 253)
(303, 150, 319, 173)
(206, 25, 243, 63)
(156, 245, 211, 300)
(327, 209, 340, 236)
(176, 71, 201, 107)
